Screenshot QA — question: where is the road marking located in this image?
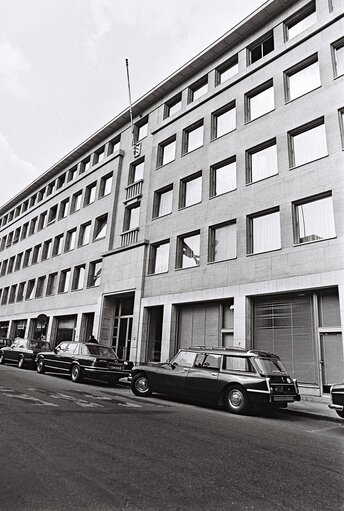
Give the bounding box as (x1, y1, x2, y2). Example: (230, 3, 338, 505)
(49, 392, 104, 408)
(3, 393, 58, 406)
(118, 402, 142, 408)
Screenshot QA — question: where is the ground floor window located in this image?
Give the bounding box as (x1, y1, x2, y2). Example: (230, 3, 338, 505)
(55, 316, 77, 344)
(13, 320, 27, 339)
(0, 321, 9, 338)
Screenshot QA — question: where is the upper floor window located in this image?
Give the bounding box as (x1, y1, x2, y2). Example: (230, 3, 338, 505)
(38, 212, 47, 231)
(71, 191, 82, 213)
(285, 2, 316, 41)
(88, 260, 102, 287)
(129, 159, 144, 185)
(84, 182, 97, 206)
(188, 76, 208, 102)
(72, 265, 86, 291)
(21, 223, 29, 241)
(47, 205, 58, 224)
(65, 228, 77, 252)
(332, 38, 344, 77)
(15, 252, 23, 271)
(37, 189, 45, 202)
(80, 157, 91, 174)
(35, 277, 46, 298)
(46, 273, 58, 296)
(157, 136, 176, 167)
(153, 186, 173, 219)
(183, 121, 204, 154)
(32, 244, 41, 264)
(41, 239, 52, 261)
(285, 55, 321, 101)
(176, 232, 200, 269)
(94, 146, 105, 165)
(148, 240, 170, 275)
(58, 198, 70, 219)
(209, 221, 236, 263)
(7, 256, 15, 274)
(108, 136, 120, 155)
(245, 80, 274, 121)
(212, 103, 236, 139)
(216, 56, 238, 85)
(29, 217, 38, 236)
(13, 227, 21, 244)
(58, 269, 71, 294)
(293, 193, 336, 244)
(93, 214, 108, 241)
(26, 279, 36, 300)
(67, 166, 78, 182)
(288, 118, 328, 168)
(246, 139, 278, 184)
(124, 204, 140, 232)
(135, 118, 148, 142)
(46, 182, 55, 197)
(99, 173, 113, 198)
(17, 282, 25, 302)
(21, 200, 29, 213)
(56, 173, 66, 189)
(9, 285, 17, 304)
(210, 158, 236, 198)
(29, 194, 37, 207)
(52, 234, 64, 257)
(247, 208, 281, 255)
(23, 249, 32, 268)
(248, 32, 274, 64)
(78, 222, 92, 247)
(164, 93, 182, 118)
(179, 172, 202, 209)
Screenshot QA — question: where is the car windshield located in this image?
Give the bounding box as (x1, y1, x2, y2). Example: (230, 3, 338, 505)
(85, 345, 117, 359)
(254, 357, 288, 375)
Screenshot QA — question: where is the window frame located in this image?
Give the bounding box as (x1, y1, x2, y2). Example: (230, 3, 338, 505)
(182, 120, 204, 155)
(99, 173, 113, 198)
(246, 138, 278, 184)
(247, 207, 281, 255)
(215, 56, 239, 86)
(188, 76, 208, 103)
(152, 185, 173, 219)
(331, 37, 344, 78)
(176, 231, 201, 269)
(284, 1, 316, 41)
(164, 93, 182, 119)
(210, 156, 237, 198)
(87, 260, 102, 288)
(208, 220, 237, 263)
(288, 117, 328, 168)
(157, 136, 176, 168)
(211, 102, 236, 139)
(292, 192, 336, 245)
(245, 79, 274, 122)
(148, 239, 170, 275)
(284, 54, 321, 102)
(248, 32, 274, 65)
(93, 214, 108, 242)
(179, 171, 202, 209)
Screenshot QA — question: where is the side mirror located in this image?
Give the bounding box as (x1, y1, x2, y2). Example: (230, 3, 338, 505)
(54, 347, 59, 354)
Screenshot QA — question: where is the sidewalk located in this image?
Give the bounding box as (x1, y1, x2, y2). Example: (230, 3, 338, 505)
(283, 394, 343, 423)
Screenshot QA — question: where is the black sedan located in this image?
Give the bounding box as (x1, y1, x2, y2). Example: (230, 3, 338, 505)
(329, 383, 344, 418)
(0, 338, 51, 369)
(131, 346, 300, 414)
(36, 341, 133, 384)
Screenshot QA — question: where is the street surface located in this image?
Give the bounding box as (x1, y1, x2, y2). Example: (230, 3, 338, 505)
(0, 364, 343, 511)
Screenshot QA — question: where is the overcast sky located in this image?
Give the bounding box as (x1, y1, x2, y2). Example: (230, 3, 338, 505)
(0, 0, 266, 208)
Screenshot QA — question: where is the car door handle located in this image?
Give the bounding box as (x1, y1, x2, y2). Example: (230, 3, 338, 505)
(211, 372, 218, 376)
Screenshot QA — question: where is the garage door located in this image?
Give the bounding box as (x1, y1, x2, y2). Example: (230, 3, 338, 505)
(178, 303, 221, 349)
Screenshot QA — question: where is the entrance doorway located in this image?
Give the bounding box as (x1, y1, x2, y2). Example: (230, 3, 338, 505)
(100, 293, 134, 360)
(320, 332, 343, 393)
(81, 313, 95, 343)
(146, 306, 163, 362)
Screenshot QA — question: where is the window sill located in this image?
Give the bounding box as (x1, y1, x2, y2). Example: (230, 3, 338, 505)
(207, 257, 237, 265)
(209, 188, 237, 199)
(246, 247, 282, 257)
(289, 153, 329, 170)
(245, 108, 275, 124)
(156, 159, 176, 170)
(178, 201, 202, 211)
(152, 212, 172, 221)
(246, 172, 278, 186)
(175, 265, 200, 271)
(147, 270, 169, 277)
(182, 145, 203, 157)
(211, 128, 236, 142)
(293, 235, 336, 247)
(285, 84, 321, 104)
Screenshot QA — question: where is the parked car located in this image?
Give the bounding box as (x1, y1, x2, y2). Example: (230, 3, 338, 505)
(0, 338, 51, 369)
(36, 341, 133, 384)
(328, 383, 344, 418)
(131, 346, 300, 414)
(0, 338, 12, 349)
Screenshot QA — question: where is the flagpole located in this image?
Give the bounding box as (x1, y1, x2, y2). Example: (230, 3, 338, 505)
(125, 59, 138, 156)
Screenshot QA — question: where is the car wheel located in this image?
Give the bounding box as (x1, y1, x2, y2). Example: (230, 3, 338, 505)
(131, 373, 152, 397)
(0, 352, 5, 365)
(18, 355, 25, 369)
(37, 358, 45, 374)
(336, 409, 344, 419)
(224, 385, 249, 414)
(71, 364, 82, 383)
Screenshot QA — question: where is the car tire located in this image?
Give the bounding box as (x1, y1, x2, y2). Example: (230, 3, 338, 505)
(37, 358, 45, 374)
(18, 355, 25, 369)
(0, 352, 5, 365)
(336, 409, 344, 419)
(224, 385, 249, 414)
(131, 373, 152, 397)
(71, 364, 82, 383)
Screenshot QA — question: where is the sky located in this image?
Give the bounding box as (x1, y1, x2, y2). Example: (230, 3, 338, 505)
(0, 0, 267, 208)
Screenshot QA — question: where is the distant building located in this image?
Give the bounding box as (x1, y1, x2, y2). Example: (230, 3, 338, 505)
(0, 0, 343, 397)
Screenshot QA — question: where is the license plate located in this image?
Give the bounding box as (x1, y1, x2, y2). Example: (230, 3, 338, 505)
(274, 395, 293, 401)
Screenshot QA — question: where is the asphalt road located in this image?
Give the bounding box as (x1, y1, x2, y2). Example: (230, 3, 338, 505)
(0, 364, 343, 511)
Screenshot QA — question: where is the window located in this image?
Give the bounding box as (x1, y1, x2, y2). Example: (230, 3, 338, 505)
(293, 194, 336, 244)
(46, 182, 55, 196)
(94, 146, 105, 164)
(80, 157, 91, 174)
(223, 356, 254, 372)
(149, 240, 170, 274)
(84, 182, 97, 206)
(29, 217, 38, 235)
(124, 204, 140, 231)
(58, 198, 69, 219)
(246, 80, 274, 121)
(0, 236, 6, 251)
(41, 239, 52, 260)
(339, 108, 344, 147)
(58, 269, 71, 294)
(248, 209, 281, 254)
(188, 77, 208, 102)
(72, 265, 86, 291)
(285, 2, 316, 40)
(17, 282, 25, 302)
(15, 252, 23, 271)
(183, 121, 204, 154)
(108, 137, 120, 155)
(212, 103, 236, 139)
(13, 227, 21, 244)
(29, 194, 37, 207)
(332, 38, 344, 77)
(65, 229, 77, 252)
(6, 231, 13, 247)
(78, 222, 91, 247)
(210, 158, 236, 197)
(153, 186, 173, 218)
(67, 166, 78, 182)
(35, 276, 46, 298)
(38, 212, 47, 231)
(21, 222, 29, 240)
(21, 200, 29, 213)
(0, 260, 7, 276)
(88, 260, 102, 287)
(209, 221, 236, 262)
(46, 273, 58, 296)
(32, 244, 41, 264)
(26, 280, 36, 300)
(99, 173, 113, 197)
(176, 232, 200, 269)
(47, 205, 58, 224)
(129, 160, 144, 184)
(23, 249, 32, 268)
(7, 256, 15, 274)
(216, 56, 238, 85)
(56, 173, 66, 189)
(246, 139, 278, 183)
(285, 55, 321, 101)
(1, 287, 9, 305)
(93, 214, 108, 241)
(157, 136, 176, 167)
(52, 234, 64, 256)
(164, 93, 182, 118)
(71, 191, 82, 213)
(289, 118, 328, 167)
(179, 172, 202, 208)
(135, 118, 148, 142)
(249, 32, 274, 64)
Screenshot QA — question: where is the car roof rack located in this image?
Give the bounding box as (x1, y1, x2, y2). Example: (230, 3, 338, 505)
(188, 346, 247, 351)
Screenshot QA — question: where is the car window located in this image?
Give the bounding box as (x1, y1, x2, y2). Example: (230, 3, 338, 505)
(172, 351, 197, 368)
(194, 353, 221, 370)
(223, 356, 254, 372)
(86, 345, 117, 358)
(65, 343, 79, 354)
(11, 340, 19, 348)
(57, 342, 69, 352)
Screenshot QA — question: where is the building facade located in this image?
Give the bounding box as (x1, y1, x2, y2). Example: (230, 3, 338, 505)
(0, 0, 343, 396)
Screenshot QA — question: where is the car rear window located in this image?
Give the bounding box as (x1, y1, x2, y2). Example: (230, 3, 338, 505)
(84, 345, 117, 359)
(254, 357, 287, 375)
(223, 356, 254, 372)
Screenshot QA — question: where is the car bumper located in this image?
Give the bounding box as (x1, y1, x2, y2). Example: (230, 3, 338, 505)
(83, 367, 130, 379)
(329, 403, 344, 412)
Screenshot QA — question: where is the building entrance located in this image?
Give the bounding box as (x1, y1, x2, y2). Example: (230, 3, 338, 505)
(320, 332, 343, 392)
(100, 293, 134, 360)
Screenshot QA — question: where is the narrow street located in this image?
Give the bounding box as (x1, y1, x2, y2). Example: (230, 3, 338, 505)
(0, 364, 343, 511)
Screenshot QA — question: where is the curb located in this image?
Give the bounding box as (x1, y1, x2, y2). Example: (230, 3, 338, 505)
(280, 407, 343, 424)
